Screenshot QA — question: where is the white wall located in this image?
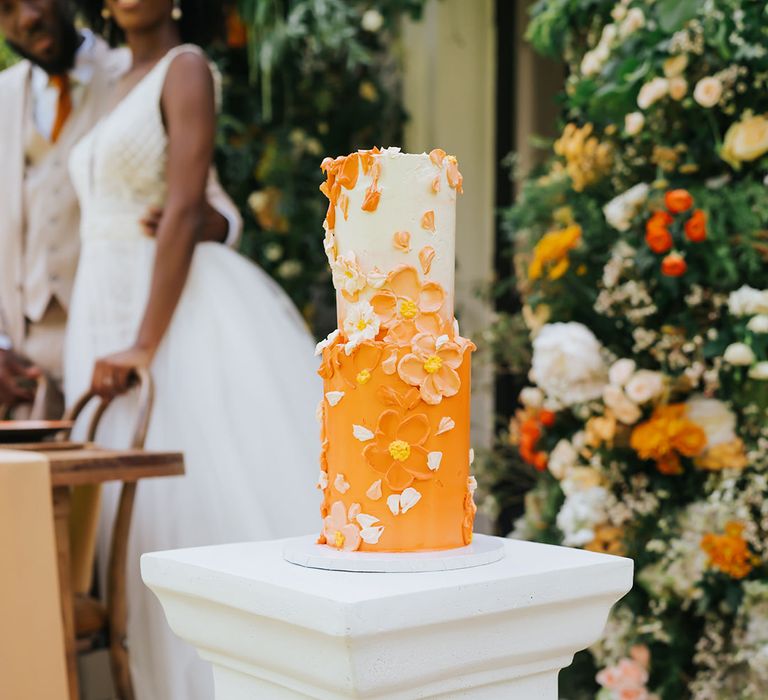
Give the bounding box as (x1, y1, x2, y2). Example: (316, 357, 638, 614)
(401, 0, 497, 450)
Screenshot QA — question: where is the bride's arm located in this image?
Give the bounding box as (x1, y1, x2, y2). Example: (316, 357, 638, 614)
(90, 52, 217, 396)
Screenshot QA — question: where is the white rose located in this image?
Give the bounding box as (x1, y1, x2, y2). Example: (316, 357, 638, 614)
(693, 77, 723, 108)
(747, 314, 768, 333)
(548, 439, 579, 480)
(637, 77, 668, 110)
(603, 182, 649, 230)
(361, 9, 384, 32)
(625, 111, 645, 136)
(609, 358, 637, 386)
(603, 384, 642, 424)
(531, 323, 609, 407)
(724, 342, 756, 366)
(663, 54, 688, 78)
(685, 397, 736, 446)
(749, 361, 768, 380)
(519, 387, 545, 408)
(581, 50, 603, 77)
(625, 370, 665, 404)
(620, 8, 645, 37)
(728, 285, 768, 316)
(669, 77, 687, 101)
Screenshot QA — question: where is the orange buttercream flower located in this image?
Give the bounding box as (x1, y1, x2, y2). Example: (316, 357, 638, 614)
(665, 188, 693, 214)
(528, 224, 582, 281)
(701, 521, 759, 579)
(661, 253, 687, 277)
(370, 265, 445, 344)
(630, 404, 707, 474)
(362, 409, 433, 490)
(338, 342, 382, 388)
(684, 209, 707, 242)
(397, 333, 464, 405)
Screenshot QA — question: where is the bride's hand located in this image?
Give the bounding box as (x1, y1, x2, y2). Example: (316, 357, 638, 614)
(91, 346, 153, 398)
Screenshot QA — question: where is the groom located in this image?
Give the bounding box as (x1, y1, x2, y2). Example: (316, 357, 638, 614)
(0, 0, 242, 417)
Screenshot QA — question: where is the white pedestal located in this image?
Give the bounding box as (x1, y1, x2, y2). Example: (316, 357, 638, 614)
(141, 536, 633, 699)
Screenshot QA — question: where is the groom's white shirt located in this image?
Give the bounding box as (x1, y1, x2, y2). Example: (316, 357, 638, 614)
(0, 32, 242, 369)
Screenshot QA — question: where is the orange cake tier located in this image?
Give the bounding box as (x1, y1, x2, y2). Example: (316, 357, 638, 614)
(316, 147, 476, 553)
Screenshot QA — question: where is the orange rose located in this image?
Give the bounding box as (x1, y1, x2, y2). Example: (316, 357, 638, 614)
(645, 226, 673, 253)
(533, 452, 548, 471)
(665, 189, 693, 213)
(661, 253, 687, 277)
(684, 209, 707, 242)
(539, 409, 556, 427)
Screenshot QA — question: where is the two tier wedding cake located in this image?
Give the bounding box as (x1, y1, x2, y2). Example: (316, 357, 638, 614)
(315, 147, 476, 552)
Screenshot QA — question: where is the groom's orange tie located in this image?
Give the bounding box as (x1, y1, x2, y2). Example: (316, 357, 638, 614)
(49, 74, 72, 143)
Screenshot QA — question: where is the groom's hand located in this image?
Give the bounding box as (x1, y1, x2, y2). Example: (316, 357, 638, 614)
(140, 204, 229, 243)
(0, 349, 41, 407)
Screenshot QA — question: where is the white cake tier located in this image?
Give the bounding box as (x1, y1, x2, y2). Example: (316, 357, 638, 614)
(330, 148, 459, 327)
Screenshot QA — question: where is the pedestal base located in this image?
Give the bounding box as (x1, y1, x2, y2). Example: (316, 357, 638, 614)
(142, 535, 633, 699)
(283, 533, 505, 572)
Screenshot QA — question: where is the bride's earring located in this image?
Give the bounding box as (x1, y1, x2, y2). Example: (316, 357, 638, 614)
(171, 0, 182, 21)
(101, 5, 111, 19)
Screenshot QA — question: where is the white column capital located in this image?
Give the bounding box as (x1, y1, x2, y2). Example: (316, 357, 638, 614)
(142, 535, 632, 699)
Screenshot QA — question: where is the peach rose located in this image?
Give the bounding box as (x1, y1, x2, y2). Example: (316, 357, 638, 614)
(693, 76, 723, 108)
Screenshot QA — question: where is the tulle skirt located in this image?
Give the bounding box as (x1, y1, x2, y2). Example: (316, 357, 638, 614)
(65, 240, 321, 700)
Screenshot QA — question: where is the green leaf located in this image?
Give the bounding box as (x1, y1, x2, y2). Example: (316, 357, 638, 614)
(656, 0, 699, 34)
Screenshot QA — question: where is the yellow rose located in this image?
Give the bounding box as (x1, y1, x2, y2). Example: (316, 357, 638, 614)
(721, 114, 768, 170)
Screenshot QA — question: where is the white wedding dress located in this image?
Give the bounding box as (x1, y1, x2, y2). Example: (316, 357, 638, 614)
(66, 45, 321, 700)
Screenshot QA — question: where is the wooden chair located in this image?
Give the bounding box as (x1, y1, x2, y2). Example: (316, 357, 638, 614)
(64, 369, 154, 700)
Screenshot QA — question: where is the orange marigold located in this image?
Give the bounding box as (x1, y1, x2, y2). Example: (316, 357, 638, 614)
(661, 253, 687, 277)
(684, 209, 707, 242)
(665, 188, 693, 214)
(630, 404, 707, 475)
(701, 522, 760, 579)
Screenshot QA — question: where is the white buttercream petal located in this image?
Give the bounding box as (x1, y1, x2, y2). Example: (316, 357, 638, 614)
(353, 424, 375, 442)
(360, 526, 385, 544)
(367, 267, 387, 289)
(366, 479, 383, 500)
(400, 487, 422, 514)
(356, 514, 379, 529)
(314, 329, 340, 356)
(317, 471, 328, 490)
(427, 451, 443, 471)
(387, 494, 401, 516)
(468, 475, 477, 493)
(469, 448, 475, 465)
(348, 502, 361, 520)
(325, 391, 345, 406)
(334, 473, 350, 493)
(315, 400, 324, 424)
(435, 334, 450, 350)
(436, 416, 455, 435)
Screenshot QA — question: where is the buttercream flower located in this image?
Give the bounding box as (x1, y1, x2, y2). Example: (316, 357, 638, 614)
(624, 111, 645, 136)
(362, 410, 433, 490)
(370, 265, 444, 344)
(723, 342, 756, 366)
(338, 342, 382, 388)
(693, 76, 723, 108)
(664, 189, 693, 214)
(625, 370, 664, 404)
(661, 253, 686, 277)
(747, 314, 768, 333)
(684, 209, 706, 242)
(637, 77, 668, 110)
(322, 501, 361, 551)
(530, 323, 608, 407)
(721, 113, 768, 169)
(398, 333, 464, 404)
(331, 251, 368, 300)
(342, 301, 380, 353)
(728, 285, 768, 315)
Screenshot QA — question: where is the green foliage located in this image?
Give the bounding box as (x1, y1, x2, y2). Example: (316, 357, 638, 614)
(0, 40, 18, 71)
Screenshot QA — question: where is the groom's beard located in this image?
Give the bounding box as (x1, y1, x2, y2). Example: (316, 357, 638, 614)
(5, 16, 81, 76)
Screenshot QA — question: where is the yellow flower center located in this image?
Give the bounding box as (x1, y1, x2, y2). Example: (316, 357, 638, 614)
(356, 369, 372, 384)
(345, 269, 355, 278)
(356, 318, 369, 331)
(388, 439, 411, 461)
(399, 299, 418, 319)
(423, 354, 443, 374)
(334, 530, 345, 548)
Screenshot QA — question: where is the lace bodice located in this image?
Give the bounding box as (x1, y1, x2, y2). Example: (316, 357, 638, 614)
(69, 45, 204, 241)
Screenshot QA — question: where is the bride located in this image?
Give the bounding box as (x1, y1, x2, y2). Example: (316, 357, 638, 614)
(67, 1, 320, 698)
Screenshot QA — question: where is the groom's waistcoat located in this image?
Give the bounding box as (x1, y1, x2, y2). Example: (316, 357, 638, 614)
(0, 39, 127, 349)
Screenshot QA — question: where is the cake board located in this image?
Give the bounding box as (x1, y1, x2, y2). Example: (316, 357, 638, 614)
(283, 533, 505, 572)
